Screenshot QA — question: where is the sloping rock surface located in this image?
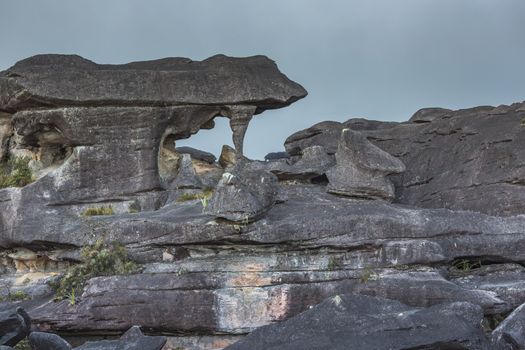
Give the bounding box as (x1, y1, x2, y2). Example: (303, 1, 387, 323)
(225, 294, 493, 350)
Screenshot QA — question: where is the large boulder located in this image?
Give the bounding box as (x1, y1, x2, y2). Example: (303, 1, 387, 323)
(204, 164, 278, 222)
(225, 294, 493, 350)
(326, 128, 405, 200)
(0, 307, 30, 347)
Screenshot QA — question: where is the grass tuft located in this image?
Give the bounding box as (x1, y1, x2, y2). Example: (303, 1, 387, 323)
(177, 188, 214, 202)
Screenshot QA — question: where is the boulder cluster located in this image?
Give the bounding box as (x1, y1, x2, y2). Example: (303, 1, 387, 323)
(0, 54, 524, 349)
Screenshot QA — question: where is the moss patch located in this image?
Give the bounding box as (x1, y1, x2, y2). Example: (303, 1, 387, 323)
(53, 240, 138, 301)
(177, 188, 214, 202)
(81, 205, 115, 216)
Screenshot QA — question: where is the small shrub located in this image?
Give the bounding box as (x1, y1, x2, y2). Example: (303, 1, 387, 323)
(359, 267, 378, 283)
(0, 156, 34, 189)
(54, 240, 138, 301)
(82, 205, 115, 216)
(451, 258, 482, 273)
(521, 117, 525, 127)
(327, 256, 341, 270)
(0, 290, 31, 302)
(14, 338, 31, 350)
(177, 188, 214, 202)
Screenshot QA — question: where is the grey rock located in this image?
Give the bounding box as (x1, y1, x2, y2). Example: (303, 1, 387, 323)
(285, 104, 525, 216)
(253, 146, 334, 182)
(28, 332, 72, 350)
(204, 164, 278, 222)
(492, 302, 525, 350)
(0, 307, 30, 347)
(218, 144, 237, 168)
(264, 151, 289, 161)
(409, 107, 452, 123)
(326, 128, 405, 200)
(453, 264, 525, 311)
(170, 154, 203, 190)
(0, 54, 307, 112)
(225, 294, 493, 350)
(176, 147, 216, 164)
(74, 326, 166, 350)
(0, 346, 14, 350)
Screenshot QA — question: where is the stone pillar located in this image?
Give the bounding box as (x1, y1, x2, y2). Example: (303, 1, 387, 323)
(224, 105, 256, 156)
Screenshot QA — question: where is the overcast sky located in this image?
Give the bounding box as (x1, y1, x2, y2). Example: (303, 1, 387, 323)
(1, 0, 524, 159)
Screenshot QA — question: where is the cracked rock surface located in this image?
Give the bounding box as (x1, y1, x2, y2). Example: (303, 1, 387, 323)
(0, 54, 525, 349)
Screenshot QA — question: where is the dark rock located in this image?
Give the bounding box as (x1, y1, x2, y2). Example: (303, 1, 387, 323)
(0, 54, 307, 112)
(176, 146, 216, 164)
(264, 151, 289, 161)
(492, 302, 525, 350)
(204, 164, 278, 222)
(225, 294, 493, 350)
(453, 264, 525, 311)
(255, 145, 334, 182)
(409, 107, 452, 123)
(0, 307, 30, 347)
(326, 128, 405, 200)
(0, 346, 14, 350)
(74, 326, 166, 350)
(28, 332, 72, 350)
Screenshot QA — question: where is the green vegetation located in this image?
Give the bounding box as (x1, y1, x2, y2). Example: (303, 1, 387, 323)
(359, 267, 378, 283)
(14, 338, 31, 350)
(177, 188, 214, 202)
(327, 256, 342, 270)
(53, 240, 138, 301)
(0, 156, 34, 189)
(128, 202, 140, 213)
(81, 205, 115, 216)
(0, 290, 31, 302)
(451, 258, 482, 273)
(521, 117, 525, 127)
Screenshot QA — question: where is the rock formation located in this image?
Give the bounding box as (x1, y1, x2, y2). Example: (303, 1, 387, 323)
(326, 128, 405, 200)
(0, 54, 524, 349)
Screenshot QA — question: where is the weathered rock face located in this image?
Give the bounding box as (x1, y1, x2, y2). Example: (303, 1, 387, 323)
(225, 294, 493, 350)
(285, 103, 525, 216)
(1, 54, 525, 350)
(326, 128, 405, 200)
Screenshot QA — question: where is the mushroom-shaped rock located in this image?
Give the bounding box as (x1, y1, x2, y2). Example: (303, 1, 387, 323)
(205, 165, 278, 222)
(0, 307, 31, 347)
(28, 332, 72, 350)
(327, 128, 405, 200)
(0, 54, 307, 157)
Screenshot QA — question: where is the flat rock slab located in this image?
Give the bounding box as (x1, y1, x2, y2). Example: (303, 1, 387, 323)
(0, 54, 307, 111)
